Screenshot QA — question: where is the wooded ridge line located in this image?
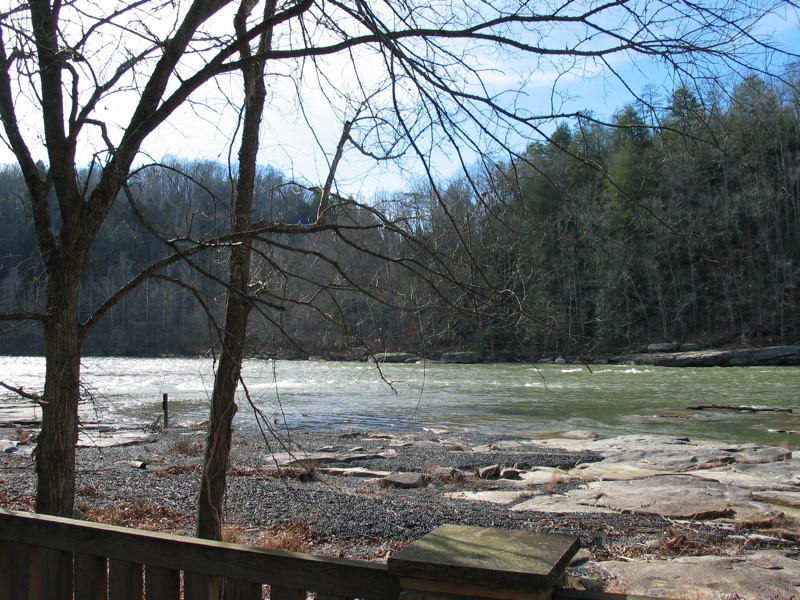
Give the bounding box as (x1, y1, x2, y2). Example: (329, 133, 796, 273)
(1, 77, 799, 360)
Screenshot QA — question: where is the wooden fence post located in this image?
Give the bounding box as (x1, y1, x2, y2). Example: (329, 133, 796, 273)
(162, 393, 169, 430)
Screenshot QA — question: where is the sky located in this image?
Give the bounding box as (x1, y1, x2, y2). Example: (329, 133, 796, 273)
(1, 0, 799, 198)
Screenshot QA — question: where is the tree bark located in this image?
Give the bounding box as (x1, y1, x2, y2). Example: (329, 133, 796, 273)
(196, 0, 272, 541)
(36, 264, 83, 517)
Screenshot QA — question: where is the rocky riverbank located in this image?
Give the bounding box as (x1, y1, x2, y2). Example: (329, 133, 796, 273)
(1, 424, 798, 599)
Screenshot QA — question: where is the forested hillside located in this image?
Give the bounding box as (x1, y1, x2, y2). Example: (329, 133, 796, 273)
(1, 77, 798, 359)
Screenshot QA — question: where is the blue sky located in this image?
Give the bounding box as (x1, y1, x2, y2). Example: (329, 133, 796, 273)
(2, 0, 799, 198)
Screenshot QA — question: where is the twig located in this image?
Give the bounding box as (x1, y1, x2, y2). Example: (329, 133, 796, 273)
(687, 404, 793, 413)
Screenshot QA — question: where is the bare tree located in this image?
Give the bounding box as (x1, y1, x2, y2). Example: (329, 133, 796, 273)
(0, 0, 796, 519)
(197, 0, 275, 542)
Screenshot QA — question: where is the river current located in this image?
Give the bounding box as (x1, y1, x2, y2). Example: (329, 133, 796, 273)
(1, 356, 798, 446)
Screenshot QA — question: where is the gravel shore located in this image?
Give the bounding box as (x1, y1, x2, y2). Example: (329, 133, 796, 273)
(0, 424, 755, 573)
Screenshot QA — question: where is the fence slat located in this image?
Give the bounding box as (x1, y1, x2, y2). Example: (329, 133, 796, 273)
(0, 510, 400, 599)
(75, 553, 108, 600)
(6, 542, 30, 600)
(38, 547, 72, 600)
(223, 579, 262, 600)
(270, 586, 306, 600)
(0, 540, 9, 600)
(185, 572, 209, 600)
(145, 564, 180, 599)
(109, 559, 143, 600)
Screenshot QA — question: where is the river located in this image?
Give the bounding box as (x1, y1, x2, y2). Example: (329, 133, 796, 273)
(1, 356, 798, 446)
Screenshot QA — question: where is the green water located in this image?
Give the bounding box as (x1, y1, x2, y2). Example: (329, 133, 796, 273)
(326, 362, 800, 446)
(3, 357, 798, 446)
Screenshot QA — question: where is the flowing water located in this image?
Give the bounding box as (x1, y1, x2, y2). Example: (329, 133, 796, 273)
(1, 356, 798, 446)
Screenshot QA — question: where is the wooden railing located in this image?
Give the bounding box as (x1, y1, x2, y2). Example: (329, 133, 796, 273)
(0, 508, 667, 600)
(0, 508, 400, 599)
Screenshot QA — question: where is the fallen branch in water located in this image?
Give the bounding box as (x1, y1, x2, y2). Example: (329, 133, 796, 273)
(0, 381, 45, 404)
(687, 404, 793, 413)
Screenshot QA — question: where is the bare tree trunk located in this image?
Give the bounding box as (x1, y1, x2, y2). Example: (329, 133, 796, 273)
(36, 265, 83, 516)
(196, 0, 272, 541)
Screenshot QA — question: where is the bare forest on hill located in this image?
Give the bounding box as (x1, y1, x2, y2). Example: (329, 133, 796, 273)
(2, 76, 799, 360)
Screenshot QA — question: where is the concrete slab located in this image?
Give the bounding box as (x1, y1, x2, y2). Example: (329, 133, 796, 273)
(388, 524, 580, 590)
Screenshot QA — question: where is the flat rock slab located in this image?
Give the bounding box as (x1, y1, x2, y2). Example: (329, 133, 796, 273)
(732, 460, 800, 486)
(631, 345, 800, 367)
(77, 430, 158, 448)
(580, 475, 743, 519)
(513, 473, 769, 520)
(571, 462, 666, 481)
(751, 490, 800, 511)
(735, 446, 793, 464)
(316, 467, 391, 478)
(505, 467, 574, 487)
(0, 402, 42, 425)
(446, 490, 527, 505)
(599, 551, 800, 599)
(273, 451, 391, 468)
(512, 493, 618, 514)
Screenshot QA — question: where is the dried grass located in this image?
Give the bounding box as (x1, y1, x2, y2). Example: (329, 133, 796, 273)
(154, 464, 203, 477)
(171, 437, 205, 456)
(255, 522, 325, 553)
(0, 492, 34, 512)
(84, 501, 192, 532)
(544, 467, 562, 494)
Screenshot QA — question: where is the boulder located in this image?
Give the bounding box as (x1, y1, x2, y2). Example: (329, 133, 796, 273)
(478, 464, 500, 479)
(379, 472, 427, 489)
(371, 352, 417, 363)
(440, 352, 482, 364)
(500, 468, 521, 479)
(431, 466, 462, 480)
(647, 341, 680, 352)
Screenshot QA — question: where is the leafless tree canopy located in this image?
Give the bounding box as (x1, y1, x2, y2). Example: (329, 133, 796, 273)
(0, 0, 797, 516)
